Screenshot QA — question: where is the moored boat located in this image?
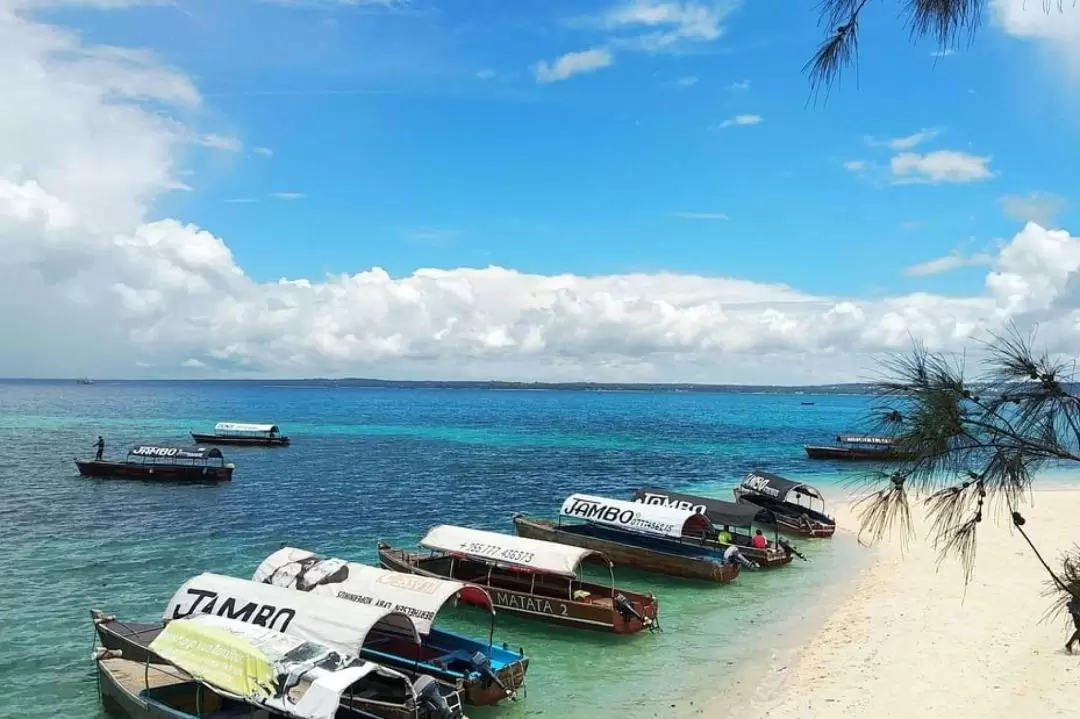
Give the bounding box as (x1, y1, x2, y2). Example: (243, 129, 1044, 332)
(631, 487, 798, 567)
(253, 546, 529, 705)
(512, 494, 742, 582)
(191, 421, 291, 447)
(804, 434, 912, 461)
(733, 471, 836, 538)
(95, 612, 466, 719)
(378, 525, 659, 634)
(75, 445, 234, 482)
(92, 572, 468, 716)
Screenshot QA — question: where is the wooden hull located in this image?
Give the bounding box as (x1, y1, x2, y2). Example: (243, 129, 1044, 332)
(804, 445, 912, 461)
(75, 460, 232, 482)
(190, 433, 290, 447)
(512, 517, 741, 582)
(378, 546, 658, 634)
(732, 489, 836, 538)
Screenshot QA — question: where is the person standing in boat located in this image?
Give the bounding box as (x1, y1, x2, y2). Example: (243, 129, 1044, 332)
(94, 436, 105, 461)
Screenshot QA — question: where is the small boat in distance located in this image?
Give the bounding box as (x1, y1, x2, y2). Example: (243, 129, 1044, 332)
(804, 434, 912, 461)
(513, 494, 742, 583)
(191, 421, 290, 447)
(75, 445, 234, 482)
(77, 378, 94, 385)
(733, 472, 836, 538)
(95, 612, 465, 719)
(378, 524, 660, 634)
(254, 546, 529, 706)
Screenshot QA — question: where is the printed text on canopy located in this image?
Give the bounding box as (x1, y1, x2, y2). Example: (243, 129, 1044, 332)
(561, 493, 714, 538)
(420, 524, 607, 577)
(632, 487, 766, 527)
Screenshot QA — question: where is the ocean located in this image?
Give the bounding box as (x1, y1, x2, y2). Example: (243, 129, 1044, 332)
(0, 380, 878, 719)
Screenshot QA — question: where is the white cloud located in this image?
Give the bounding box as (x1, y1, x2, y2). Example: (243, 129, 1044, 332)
(601, 0, 733, 51)
(197, 133, 243, 152)
(843, 160, 869, 172)
(890, 151, 995, 184)
(534, 48, 613, 83)
(993, 0, 1080, 74)
(728, 79, 750, 91)
(868, 128, 942, 151)
(225, 198, 259, 204)
(254, 146, 274, 158)
(903, 251, 996, 277)
(270, 191, 306, 200)
(1001, 191, 1068, 227)
(930, 48, 956, 57)
(10, 4, 1080, 383)
(714, 114, 762, 129)
(673, 211, 728, 220)
(476, 69, 496, 80)
(675, 75, 698, 87)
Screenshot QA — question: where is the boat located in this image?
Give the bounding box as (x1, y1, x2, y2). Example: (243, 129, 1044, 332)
(512, 494, 742, 582)
(75, 445, 235, 482)
(95, 612, 466, 719)
(191, 422, 291, 447)
(253, 546, 529, 705)
(78, 378, 94, 385)
(631, 488, 799, 567)
(733, 471, 836, 538)
(378, 525, 660, 633)
(92, 572, 468, 716)
(804, 434, 912, 461)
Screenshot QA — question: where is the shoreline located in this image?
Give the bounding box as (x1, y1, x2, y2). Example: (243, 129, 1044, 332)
(701, 487, 1079, 718)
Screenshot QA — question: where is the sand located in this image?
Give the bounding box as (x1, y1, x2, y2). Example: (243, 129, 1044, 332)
(714, 489, 1080, 718)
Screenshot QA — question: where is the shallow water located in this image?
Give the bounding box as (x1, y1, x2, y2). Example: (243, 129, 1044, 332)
(0, 380, 875, 719)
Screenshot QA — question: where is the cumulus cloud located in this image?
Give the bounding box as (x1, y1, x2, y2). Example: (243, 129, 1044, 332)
(993, 0, 1080, 75)
(6, 3, 1080, 383)
(890, 151, 995, 184)
(534, 48, 613, 83)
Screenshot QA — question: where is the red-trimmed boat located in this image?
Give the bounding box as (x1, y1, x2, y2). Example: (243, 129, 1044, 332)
(75, 445, 234, 482)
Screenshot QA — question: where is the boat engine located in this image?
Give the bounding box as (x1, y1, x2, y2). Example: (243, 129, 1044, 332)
(614, 593, 658, 632)
(779, 539, 807, 562)
(412, 675, 461, 719)
(466, 650, 515, 699)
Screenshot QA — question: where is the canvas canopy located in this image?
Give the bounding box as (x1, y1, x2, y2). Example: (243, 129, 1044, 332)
(632, 488, 764, 527)
(837, 435, 896, 446)
(421, 524, 603, 577)
(149, 613, 412, 719)
(163, 572, 419, 656)
(253, 546, 493, 635)
(740, 472, 824, 503)
(127, 445, 222, 461)
(215, 422, 279, 434)
(561, 493, 713, 539)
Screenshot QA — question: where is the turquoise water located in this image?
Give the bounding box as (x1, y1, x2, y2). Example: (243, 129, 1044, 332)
(0, 380, 875, 718)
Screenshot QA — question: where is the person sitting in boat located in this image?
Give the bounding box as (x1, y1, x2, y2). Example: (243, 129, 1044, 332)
(723, 544, 755, 569)
(94, 436, 105, 461)
(751, 529, 768, 550)
(717, 526, 733, 544)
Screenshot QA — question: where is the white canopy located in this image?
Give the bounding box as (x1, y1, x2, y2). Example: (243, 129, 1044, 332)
(421, 524, 602, 577)
(163, 572, 419, 656)
(215, 422, 278, 433)
(149, 613, 414, 719)
(253, 546, 493, 635)
(560, 493, 709, 539)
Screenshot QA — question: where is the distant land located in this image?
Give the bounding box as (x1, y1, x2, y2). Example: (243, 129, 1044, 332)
(8, 377, 882, 394)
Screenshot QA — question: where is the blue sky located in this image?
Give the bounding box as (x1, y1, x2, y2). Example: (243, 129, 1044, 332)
(41, 0, 1078, 299)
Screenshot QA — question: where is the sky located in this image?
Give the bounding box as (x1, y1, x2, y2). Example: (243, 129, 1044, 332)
(3, 0, 1080, 383)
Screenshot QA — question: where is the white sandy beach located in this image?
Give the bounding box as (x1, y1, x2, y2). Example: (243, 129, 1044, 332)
(710, 489, 1080, 718)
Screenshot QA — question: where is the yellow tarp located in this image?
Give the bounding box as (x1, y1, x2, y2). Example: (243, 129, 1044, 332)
(149, 619, 276, 700)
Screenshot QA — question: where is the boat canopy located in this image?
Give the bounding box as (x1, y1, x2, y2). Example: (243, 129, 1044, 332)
(421, 524, 605, 577)
(149, 613, 415, 719)
(837, 434, 896, 446)
(741, 471, 824, 503)
(162, 572, 420, 655)
(561, 493, 713, 539)
(253, 546, 493, 635)
(632, 487, 764, 527)
(127, 445, 222, 461)
(215, 422, 279, 434)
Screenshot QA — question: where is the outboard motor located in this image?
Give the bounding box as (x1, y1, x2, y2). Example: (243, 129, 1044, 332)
(412, 674, 461, 719)
(779, 538, 807, 562)
(614, 593, 658, 633)
(466, 650, 514, 700)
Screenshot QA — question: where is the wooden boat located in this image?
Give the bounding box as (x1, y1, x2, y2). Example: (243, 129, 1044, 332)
(254, 546, 529, 706)
(631, 488, 798, 568)
(512, 494, 742, 582)
(75, 445, 234, 482)
(92, 572, 467, 715)
(733, 471, 836, 538)
(378, 525, 659, 634)
(804, 434, 912, 461)
(95, 612, 467, 719)
(191, 421, 291, 447)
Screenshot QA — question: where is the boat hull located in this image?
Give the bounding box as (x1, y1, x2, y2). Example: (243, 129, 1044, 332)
(378, 546, 658, 634)
(75, 460, 233, 482)
(804, 445, 912, 461)
(190, 433, 290, 447)
(512, 517, 741, 582)
(97, 657, 183, 719)
(732, 489, 836, 538)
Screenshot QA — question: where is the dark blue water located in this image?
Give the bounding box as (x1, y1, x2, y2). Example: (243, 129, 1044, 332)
(0, 380, 873, 718)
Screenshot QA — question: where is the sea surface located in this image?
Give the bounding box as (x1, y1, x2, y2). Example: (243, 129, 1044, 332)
(0, 380, 880, 719)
